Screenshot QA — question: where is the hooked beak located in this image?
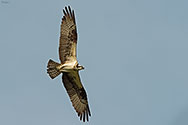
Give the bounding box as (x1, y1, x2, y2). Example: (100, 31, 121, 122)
(81, 66, 85, 70)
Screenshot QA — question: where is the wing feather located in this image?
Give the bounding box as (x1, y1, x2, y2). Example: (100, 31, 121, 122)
(59, 6, 77, 64)
(62, 72, 91, 122)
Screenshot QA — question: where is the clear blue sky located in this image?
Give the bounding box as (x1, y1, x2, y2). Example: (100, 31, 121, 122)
(0, 0, 188, 125)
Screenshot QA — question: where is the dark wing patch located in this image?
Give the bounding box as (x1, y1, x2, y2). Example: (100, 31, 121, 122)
(59, 6, 77, 64)
(62, 72, 91, 122)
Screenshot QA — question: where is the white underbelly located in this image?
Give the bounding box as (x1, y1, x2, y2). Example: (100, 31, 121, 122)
(59, 61, 77, 72)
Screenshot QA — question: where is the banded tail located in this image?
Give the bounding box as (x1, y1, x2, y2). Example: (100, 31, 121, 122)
(47, 59, 61, 79)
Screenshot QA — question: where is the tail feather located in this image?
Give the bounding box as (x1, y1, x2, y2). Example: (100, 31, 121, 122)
(47, 59, 61, 79)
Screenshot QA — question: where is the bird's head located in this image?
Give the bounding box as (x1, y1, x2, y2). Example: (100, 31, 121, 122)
(76, 64, 85, 71)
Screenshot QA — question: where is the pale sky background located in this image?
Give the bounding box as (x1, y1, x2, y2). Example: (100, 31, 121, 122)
(0, 0, 188, 125)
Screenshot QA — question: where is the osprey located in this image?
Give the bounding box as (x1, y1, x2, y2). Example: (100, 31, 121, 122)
(47, 6, 91, 122)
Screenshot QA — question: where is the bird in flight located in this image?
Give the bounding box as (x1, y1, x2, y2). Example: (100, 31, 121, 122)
(47, 6, 91, 122)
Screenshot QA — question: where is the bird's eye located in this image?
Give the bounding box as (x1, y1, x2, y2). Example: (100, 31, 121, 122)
(76, 63, 79, 67)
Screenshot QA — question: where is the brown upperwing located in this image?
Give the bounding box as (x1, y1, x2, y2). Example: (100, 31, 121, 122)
(59, 6, 77, 64)
(62, 72, 91, 122)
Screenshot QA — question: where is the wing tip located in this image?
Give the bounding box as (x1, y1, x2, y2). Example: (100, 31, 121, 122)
(77, 105, 91, 122)
(61, 5, 77, 30)
(62, 6, 74, 19)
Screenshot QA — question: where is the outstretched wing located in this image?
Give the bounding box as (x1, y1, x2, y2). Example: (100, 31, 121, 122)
(59, 6, 77, 64)
(62, 72, 91, 122)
